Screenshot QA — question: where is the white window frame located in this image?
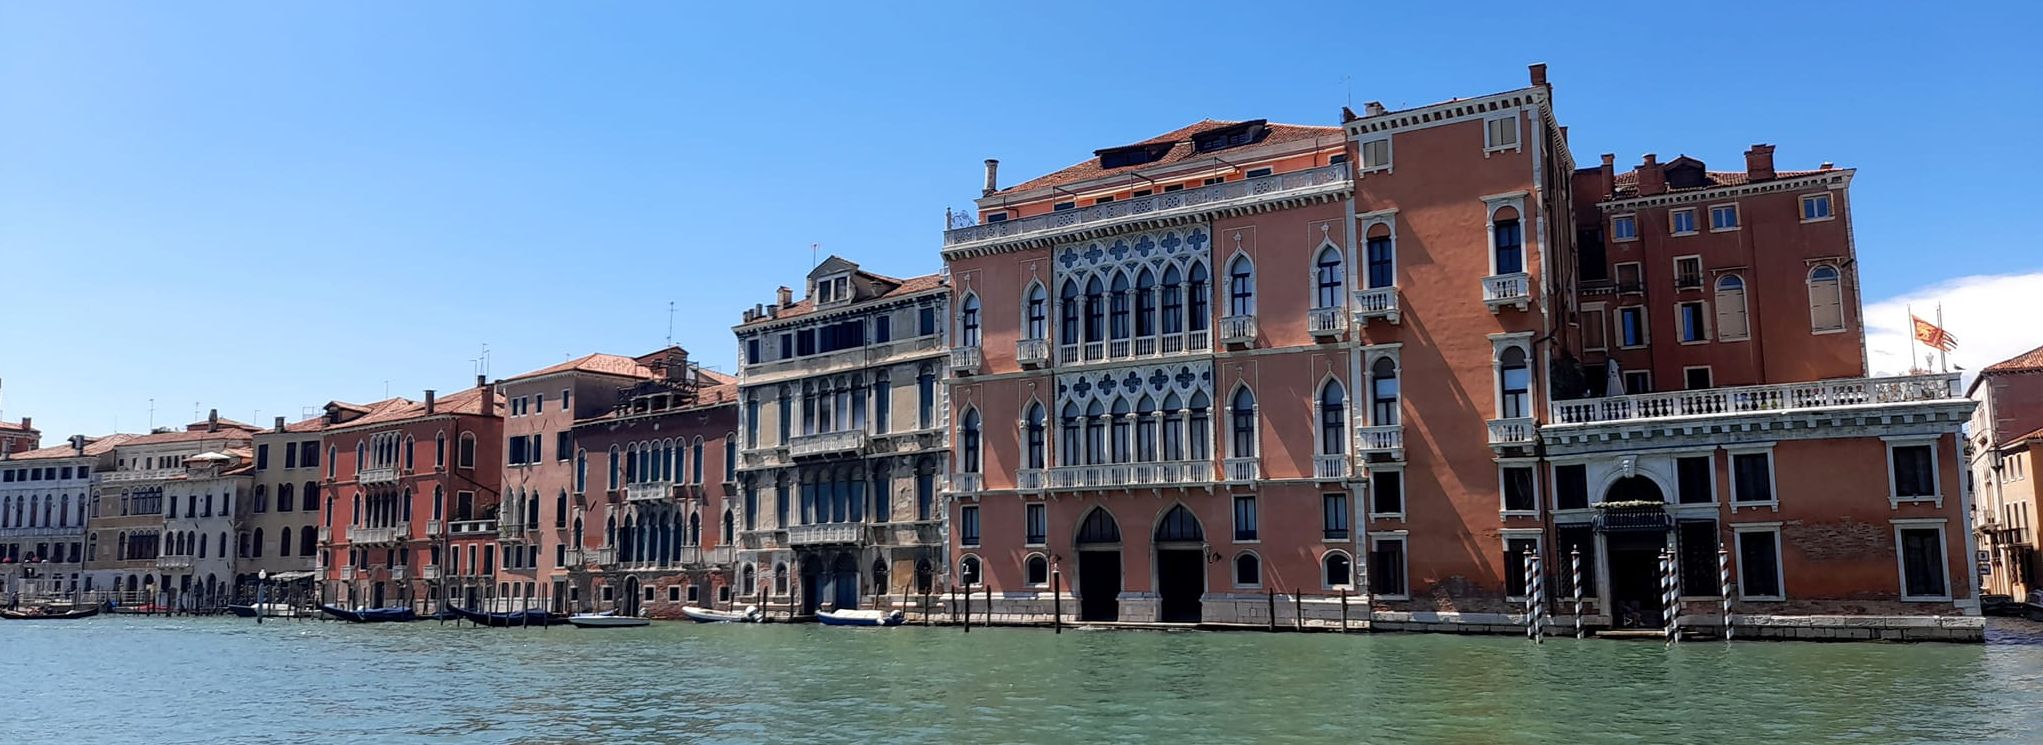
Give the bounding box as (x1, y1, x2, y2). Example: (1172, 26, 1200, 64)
(1799, 193, 1834, 223)
(1366, 463, 1405, 521)
(1883, 435, 1945, 509)
(1726, 444, 1779, 512)
(1669, 207, 1699, 236)
(1709, 203, 1740, 232)
(1482, 193, 1528, 277)
(1580, 303, 1608, 353)
(1358, 137, 1392, 174)
(1483, 114, 1521, 154)
(1368, 532, 1409, 600)
(1675, 300, 1710, 345)
(1807, 264, 1848, 335)
(1489, 331, 1535, 421)
(1672, 255, 1703, 290)
(1357, 210, 1399, 291)
(1617, 305, 1649, 349)
(1232, 550, 1263, 589)
(1024, 502, 1047, 547)
(1891, 518, 1953, 602)
(1611, 214, 1638, 242)
(1681, 365, 1714, 391)
(1498, 458, 1541, 518)
(1667, 447, 1721, 507)
(1732, 522, 1786, 601)
(1322, 549, 1357, 591)
(1622, 370, 1652, 395)
(1502, 528, 1543, 602)
(1024, 552, 1051, 588)
(1232, 493, 1259, 545)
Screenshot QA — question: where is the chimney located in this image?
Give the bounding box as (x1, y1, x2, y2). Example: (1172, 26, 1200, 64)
(207, 409, 219, 433)
(18, 417, 28, 432)
(70, 434, 85, 455)
(982, 159, 1000, 197)
(1744, 144, 1777, 182)
(476, 373, 487, 389)
(424, 390, 437, 415)
(1598, 153, 1616, 198)
(273, 416, 285, 433)
(1819, 161, 1834, 171)
(1529, 63, 1549, 88)
(1558, 125, 1568, 143)
(1636, 153, 1665, 196)
(776, 286, 793, 306)
(1363, 101, 1387, 117)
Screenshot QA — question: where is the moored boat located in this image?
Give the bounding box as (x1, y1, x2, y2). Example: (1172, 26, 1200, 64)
(815, 608, 905, 627)
(446, 605, 566, 627)
(0, 604, 101, 620)
(228, 604, 260, 618)
(568, 612, 651, 628)
(681, 605, 762, 624)
(319, 605, 420, 623)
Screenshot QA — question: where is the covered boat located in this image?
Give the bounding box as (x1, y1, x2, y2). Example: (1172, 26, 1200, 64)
(319, 605, 420, 623)
(681, 605, 762, 624)
(815, 608, 905, 627)
(447, 605, 566, 627)
(0, 604, 101, 620)
(568, 612, 651, 629)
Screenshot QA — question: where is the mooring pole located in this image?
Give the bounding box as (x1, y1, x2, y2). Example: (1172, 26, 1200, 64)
(1718, 543, 1733, 642)
(1340, 588, 1349, 632)
(1293, 588, 1303, 631)
(1571, 545, 1584, 640)
(962, 583, 971, 633)
(1052, 569, 1063, 634)
(1266, 587, 1276, 632)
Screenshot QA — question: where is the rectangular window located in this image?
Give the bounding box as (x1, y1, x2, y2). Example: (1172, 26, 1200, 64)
(1371, 470, 1403, 516)
(1025, 503, 1045, 545)
(1581, 307, 1607, 352)
(1359, 138, 1391, 172)
(256, 444, 270, 471)
(1731, 451, 1774, 505)
(1673, 256, 1702, 290)
(778, 333, 793, 360)
(874, 315, 891, 343)
(1615, 261, 1643, 293)
(1619, 306, 1648, 348)
(1677, 455, 1713, 504)
(1678, 520, 1721, 596)
(960, 505, 980, 546)
(1370, 537, 1407, 597)
(562, 389, 571, 411)
(1801, 193, 1833, 221)
(1623, 371, 1652, 395)
(1898, 526, 1949, 599)
(1678, 301, 1707, 343)
(1233, 495, 1257, 541)
(1244, 167, 1273, 178)
(1710, 204, 1739, 230)
(1202, 176, 1224, 186)
(1611, 214, 1637, 241)
(746, 338, 760, 364)
(1504, 537, 1538, 596)
(1502, 466, 1537, 513)
(1052, 201, 1075, 212)
(1736, 528, 1783, 599)
(1670, 208, 1698, 235)
(556, 432, 573, 462)
(918, 306, 936, 336)
(1554, 464, 1588, 510)
(1322, 493, 1350, 540)
(1892, 443, 1937, 499)
(1684, 367, 1712, 390)
(1485, 116, 1518, 150)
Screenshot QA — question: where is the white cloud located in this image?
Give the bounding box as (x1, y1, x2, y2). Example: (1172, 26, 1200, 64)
(1864, 271, 2043, 381)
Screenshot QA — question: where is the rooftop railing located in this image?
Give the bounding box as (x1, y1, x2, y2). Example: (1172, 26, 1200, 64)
(1547, 373, 1964, 426)
(943, 164, 1351, 251)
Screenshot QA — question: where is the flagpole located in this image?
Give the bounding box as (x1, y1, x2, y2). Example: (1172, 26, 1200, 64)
(1906, 304, 1920, 374)
(1936, 303, 1949, 373)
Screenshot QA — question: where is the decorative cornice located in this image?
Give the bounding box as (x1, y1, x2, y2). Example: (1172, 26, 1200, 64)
(1596, 170, 1854, 212)
(1344, 88, 1546, 138)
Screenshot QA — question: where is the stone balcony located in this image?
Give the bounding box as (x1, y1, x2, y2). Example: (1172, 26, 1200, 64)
(1059, 330, 1211, 367)
(588, 548, 616, 566)
(390, 565, 408, 582)
(155, 555, 193, 569)
(1046, 461, 1212, 490)
(1547, 373, 1964, 426)
(1356, 424, 1404, 460)
(357, 464, 399, 485)
(0, 526, 77, 539)
(949, 472, 982, 495)
(317, 526, 331, 544)
(789, 430, 868, 459)
(1312, 453, 1352, 481)
(1482, 272, 1532, 312)
(626, 482, 671, 502)
(949, 346, 982, 376)
(339, 566, 355, 580)
(421, 564, 441, 581)
(1486, 418, 1537, 447)
(1016, 468, 1046, 491)
(1308, 306, 1348, 337)
(424, 519, 442, 537)
(101, 468, 183, 483)
(1352, 287, 1400, 325)
(348, 524, 408, 545)
(869, 520, 941, 547)
(787, 522, 864, 547)
(1016, 338, 1050, 368)
(942, 163, 1352, 255)
(1218, 315, 1257, 347)
(1223, 457, 1260, 484)
(449, 520, 495, 536)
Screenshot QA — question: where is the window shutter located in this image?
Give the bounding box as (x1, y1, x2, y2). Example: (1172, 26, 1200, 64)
(1716, 288, 1748, 339)
(1810, 281, 1843, 331)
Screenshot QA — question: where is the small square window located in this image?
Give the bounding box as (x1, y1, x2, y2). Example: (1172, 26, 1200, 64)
(1801, 193, 1833, 221)
(1244, 167, 1273, 178)
(1684, 367, 1713, 390)
(1052, 201, 1075, 212)
(1485, 116, 1519, 150)
(1093, 195, 1115, 205)
(1611, 215, 1637, 241)
(1328, 153, 1349, 165)
(1202, 176, 1224, 186)
(984, 212, 1008, 223)
(1360, 139, 1391, 172)
(1670, 208, 1698, 235)
(1710, 204, 1739, 230)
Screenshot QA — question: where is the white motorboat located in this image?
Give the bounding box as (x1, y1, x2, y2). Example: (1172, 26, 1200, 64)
(681, 605, 762, 623)
(568, 612, 651, 628)
(815, 608, 905, 627)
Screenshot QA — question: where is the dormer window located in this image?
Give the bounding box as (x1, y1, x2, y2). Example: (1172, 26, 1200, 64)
(815, 274, 852, 305)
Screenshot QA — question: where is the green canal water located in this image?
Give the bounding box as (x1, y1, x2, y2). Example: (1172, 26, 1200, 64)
(4, 616, 2042, 744)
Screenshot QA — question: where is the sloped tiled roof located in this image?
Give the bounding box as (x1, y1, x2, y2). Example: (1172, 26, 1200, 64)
(0, 420, 36, 433)
(5, 433, 137, 460)
(575, 380, 740, 425)
(277, 398, 415, 433)
(1982, 345, 2043, 375)
(332, 385, 501, 430)
(185, 416, 263, 433)
(1609, 167, 1828, 198)
(505, 353, 656, 382)
(747, 272, 945, 325)
(998, 119, 1342, 196)
(119, 429, 256, 447)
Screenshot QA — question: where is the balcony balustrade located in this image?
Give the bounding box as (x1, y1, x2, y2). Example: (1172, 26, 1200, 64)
(421, 564, 441, 581)
(339, 566, 356, 580)
(1546, 373, 1964, 426)
(1016, 468, 1045, 491)
(787, 522, 864, 546)
(1218, 315, 1257, 346)
(1312, 453, 1352, 481)
(317, 526, 331, 543)
(1482, 272, 1533, 311)
(1486, 418, 1537, 447)
(943, 164, 1352, 252)
(357, 465, 398, 485)
(155, 555, 193, 569)
(0, 526, 76, 539)
(1352, 287, 1401, 325)
(390, 565, 408, 582)
(625, 482, 670, 502)
(1016, 338, 1049, 368)
(1046, 461, 1212, 490)
(1307, 306, 1348, 337)
(588, 548, 616, 566)
(1223, 457, 1260, 484)
(949, 472, 982, 495)
(788, 430, 868, 459)
(1356, 424, 1404, 459)
(424, 519, 442, 536)
(949, 346, 982, 375)
(347, 524, 408, 545)
(1058, 330, 1213, 367)
(101, 468, 183, 483)
(449, 520, 495, 536)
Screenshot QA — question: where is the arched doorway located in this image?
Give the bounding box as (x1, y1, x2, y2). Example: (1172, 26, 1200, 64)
(1153, 505, 1206, 623)
(622, 576, 642, 616)
(830, 553, 860, 611)
(1602, 475, 1669, 629)
(798, 555, 823, 616)
(1075, 509, 1122, 622)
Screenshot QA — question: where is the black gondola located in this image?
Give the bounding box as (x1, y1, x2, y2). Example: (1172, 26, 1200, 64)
(0, 605, 102, 620)
(318, 604, 420, 623)
(445, 605, 566, 627)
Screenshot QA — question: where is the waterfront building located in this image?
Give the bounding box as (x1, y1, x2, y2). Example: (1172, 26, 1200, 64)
(563, 347, 741, 617)
(317, 382, 503, 611)
(240, 414, 332, 596)
(158, 446, 254, 608)
(0, 433, 130, 601)
(733, 259, 951, 615)
(497, 351, 659, 612)
(1971, 346, 2043, 600)
(943, 65, 1981, 640)
(86, 414, 257, 604)
(0, 418, 40, 456)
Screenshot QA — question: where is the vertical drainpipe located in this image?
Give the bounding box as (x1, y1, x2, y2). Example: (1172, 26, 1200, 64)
(1341, 133, 1370, 610)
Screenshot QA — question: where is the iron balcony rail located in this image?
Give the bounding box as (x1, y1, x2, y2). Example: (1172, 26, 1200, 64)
(1546, 373, 1964, 426)
(1046, 461, 1212, 489)
(943, 164, 1352, 251)
(788, 430, 868, 459)
(1352, 287, 1400, 324)
(787, 522, 864, 546)
(1307, 306, 1348, 337)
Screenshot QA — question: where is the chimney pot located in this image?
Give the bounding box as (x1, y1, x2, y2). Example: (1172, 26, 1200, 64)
(207, 409, 219, 432)
(1601, 153, 1615, 167)
(1528, 63, 1549, 88)
(776, 286, 793, 306)
(1363, 101, 1387, 117)
(476, 373, 487, 389)
(274, 416, 286, 433)
(18, 417, 28, 431)
(1636, 154, 1666, 196)
(425, 390, 437, 415)
(1819, 161, 1834, 171)
(1744, 143, 1777, 181)
(982, 159, 1000, 197)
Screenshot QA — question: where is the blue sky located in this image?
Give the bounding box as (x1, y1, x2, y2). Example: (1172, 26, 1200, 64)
(2, 2, 2038, 438)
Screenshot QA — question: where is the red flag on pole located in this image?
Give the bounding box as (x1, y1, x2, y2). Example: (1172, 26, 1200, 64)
(1912, 315, 1957, 352)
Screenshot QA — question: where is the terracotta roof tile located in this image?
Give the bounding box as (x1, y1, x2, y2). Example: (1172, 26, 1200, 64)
(997, 119, 1343, 196)
(5, 433, 138, 460)
(1609, 168, 1828, 198)
(1982, 345, 2043, 375)
(505, 353, 656, 382)
(333, 386, 500, 430)
(0, 420, 36, 433)
(119, 429, 255, 447)
(748, 272, 945, 326)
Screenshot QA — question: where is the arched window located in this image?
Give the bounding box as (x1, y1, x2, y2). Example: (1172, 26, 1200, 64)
(773, 563, 788, 594)
(1084, 400, 1107, 466)
(721, 509, 734, 544)
(1135, 269, 1157, 338)
(1025, 554, 1049, 586)
(691, 437, 705, 485)
(1230, 387, 1257, 458)
(1187, 262, 1210, 332)
(1187, 391, 1212, 461)
(253, 484, 268, 514)
(687, 512, 701, 546)
(1083, 276, 1106, 342)
(1324, 551, 1353, 589)
(960, 407, 982, 473)
(1076, 508, 1120, 544)
(917, 364, 936, 430)
(1060, 280, 1082, 345)
(575, 450, 588, 493)
(741, 564, 757, 595)
(277, 483, 294, 513)
(355, 442, 367, 470)
(1808, 264, 1844, 332)
(1314, 245, 1344, 309)
(1371, 357, 1400, 426)
(960, 292, 981, 347)
(1227, 256, 1256, 317)
(457, 432, 476, 469)
(434, 433, 446, 467)
(1492, 205, 1524, 275)
(607, 446, 621, 489)
(279, 527, 292, 557)
(1024, 282, 1048, 341)
(327, 446, 338, 478)
(723, 437, 737, 483)
(1024, 402, 1046, 470)
(1136, 395, 1159, 462)
(1715, 275, 1750, 340)
(959, 555, 983, 586)
(1499, 347, 1531, 419)
(1109, 272, 1131, 341)
(403, 436, 415, 470)
(1110, 397, 1133, 463)
(1365, 223, 1395, 289)
(1319, 380, 1347, 455)
(1160, 266, 1185, 335)
(304, 481, 319, 512)
(249, 529, 261, 558)
(1154, 505, 1203, 542)
(300, 526, 315, 556)
(1059, 402, 1083, 467)
(1235, 553, 1261, 587)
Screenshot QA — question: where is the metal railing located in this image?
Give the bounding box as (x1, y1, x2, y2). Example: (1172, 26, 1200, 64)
(788, 430, 868, 459)
(1046, 461, 1212, 489)
(1547, 373, 1964, 426)
(787, 522, 863, 546)
(1487, 418, 1537, 445)
(1223, 457, 1260, 484)
(1307, 306, 1347, 336)
(943, 164, 1352, 250)
(1016, 338, 1050, 367)
(1219, 315, 1257, 345)
(1313, 453, 1352, 480)
(1353, 287, 1399, 324)
(949, 346, 982, 374)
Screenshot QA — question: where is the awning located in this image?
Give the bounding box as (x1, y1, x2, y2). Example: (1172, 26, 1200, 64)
(265, 571, 316, 581)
